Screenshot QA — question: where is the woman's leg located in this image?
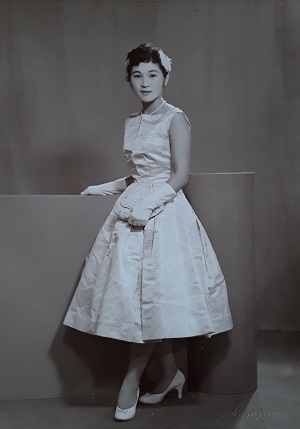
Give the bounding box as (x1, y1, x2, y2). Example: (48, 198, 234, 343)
(151, 339, 179, 393)
(117, 342, 155, 409)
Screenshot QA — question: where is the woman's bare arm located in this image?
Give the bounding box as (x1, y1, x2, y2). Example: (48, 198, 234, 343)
(166, 112, 191, 192)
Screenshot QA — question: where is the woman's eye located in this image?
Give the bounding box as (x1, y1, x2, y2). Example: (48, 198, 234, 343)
(150, 74, 157, 78)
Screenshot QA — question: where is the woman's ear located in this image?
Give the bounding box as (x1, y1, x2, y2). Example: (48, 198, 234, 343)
(164, 74, 170, 87)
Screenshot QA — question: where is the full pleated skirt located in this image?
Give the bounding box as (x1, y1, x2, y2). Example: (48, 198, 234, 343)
(63, 188, 233, 343)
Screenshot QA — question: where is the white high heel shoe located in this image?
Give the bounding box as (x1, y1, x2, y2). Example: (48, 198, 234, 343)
(139, 370, 185, 404)
(114, 388, 140, 421)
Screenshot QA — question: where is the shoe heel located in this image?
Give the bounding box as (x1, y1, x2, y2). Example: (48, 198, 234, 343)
(176, 382, 184, 399)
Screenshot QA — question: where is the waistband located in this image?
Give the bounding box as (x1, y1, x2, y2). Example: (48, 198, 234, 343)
(133, 179, 171, 185)
(130, 180, 184, 195)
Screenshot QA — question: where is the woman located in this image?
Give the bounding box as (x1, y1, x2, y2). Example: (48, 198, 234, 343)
(63, 43, 233, 422)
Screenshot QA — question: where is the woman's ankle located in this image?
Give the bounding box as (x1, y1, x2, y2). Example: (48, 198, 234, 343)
(159, 363, 178, 378)
(149, 367, 178, 393)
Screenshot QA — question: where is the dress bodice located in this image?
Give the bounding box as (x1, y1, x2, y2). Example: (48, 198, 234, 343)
(123, 104, 191, 184)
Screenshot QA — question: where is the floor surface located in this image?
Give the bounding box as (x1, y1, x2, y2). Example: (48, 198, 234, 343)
(0, 330, 299, 429)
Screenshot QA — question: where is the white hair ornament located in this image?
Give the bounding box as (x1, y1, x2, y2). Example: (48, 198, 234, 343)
(158, 49, 172, 72)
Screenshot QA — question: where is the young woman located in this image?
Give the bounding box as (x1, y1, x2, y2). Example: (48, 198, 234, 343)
(63, 43, 233, 422)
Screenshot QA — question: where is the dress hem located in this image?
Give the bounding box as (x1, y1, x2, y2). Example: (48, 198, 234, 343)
(63, 319, 233, 344)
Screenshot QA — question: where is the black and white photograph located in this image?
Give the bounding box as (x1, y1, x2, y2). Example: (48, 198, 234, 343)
(0, 0, 299, 428)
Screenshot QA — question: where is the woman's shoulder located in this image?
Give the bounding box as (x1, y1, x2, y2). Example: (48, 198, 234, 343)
(124, 111, 140, 128)
(164, 103, 191, 129)
(128, 111, 141, 119)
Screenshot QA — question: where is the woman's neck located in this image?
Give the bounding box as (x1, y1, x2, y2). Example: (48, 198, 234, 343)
(142, 98, 166, 115)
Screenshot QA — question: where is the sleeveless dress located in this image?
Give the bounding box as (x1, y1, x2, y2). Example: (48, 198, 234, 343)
(63, 104, 233, 343)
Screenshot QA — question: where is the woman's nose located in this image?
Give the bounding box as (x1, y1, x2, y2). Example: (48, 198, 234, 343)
(141, 78, 149, 87)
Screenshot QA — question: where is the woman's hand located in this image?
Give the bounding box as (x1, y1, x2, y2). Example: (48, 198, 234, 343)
(128, 203, 153, 226)
(81, 186, 101, 195)
(128, 183, 177, 226)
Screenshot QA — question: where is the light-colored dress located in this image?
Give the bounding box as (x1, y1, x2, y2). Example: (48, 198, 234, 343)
(63, 104, 233, 343)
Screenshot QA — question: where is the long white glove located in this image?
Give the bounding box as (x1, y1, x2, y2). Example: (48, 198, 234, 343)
(128, 183, 177, 226)
(81, 176, 131, 196)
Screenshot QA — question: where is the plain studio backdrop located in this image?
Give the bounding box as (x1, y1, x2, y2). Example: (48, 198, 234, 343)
(0, 0, 299, 404)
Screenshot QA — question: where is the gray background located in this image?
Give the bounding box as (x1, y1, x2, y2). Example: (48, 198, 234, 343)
(0, 1, 299, 337)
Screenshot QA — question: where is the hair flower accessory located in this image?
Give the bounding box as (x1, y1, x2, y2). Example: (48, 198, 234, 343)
(158, 49, 172, 72)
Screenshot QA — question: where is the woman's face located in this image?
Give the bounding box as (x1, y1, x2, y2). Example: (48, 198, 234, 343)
(130, 61, 168, 103)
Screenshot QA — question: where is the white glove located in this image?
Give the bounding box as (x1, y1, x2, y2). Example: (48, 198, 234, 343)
(81, 176, 131, 196)
(128, 183, 177, 226)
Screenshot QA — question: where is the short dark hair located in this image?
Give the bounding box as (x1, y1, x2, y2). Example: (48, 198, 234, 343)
(125, 42, 169, 82)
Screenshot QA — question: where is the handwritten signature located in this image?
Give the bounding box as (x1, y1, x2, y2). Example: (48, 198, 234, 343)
(217, 402, 276, 422)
